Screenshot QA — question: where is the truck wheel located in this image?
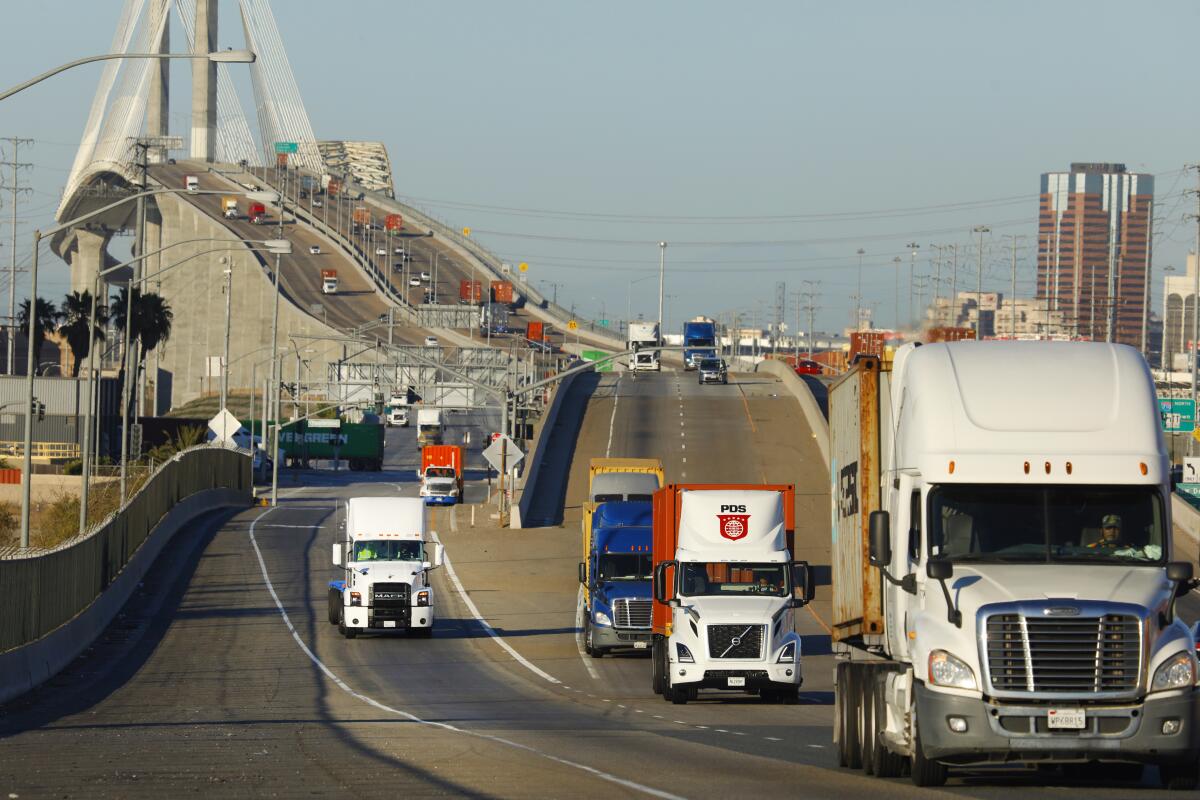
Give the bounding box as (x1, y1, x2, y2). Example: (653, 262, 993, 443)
(872, 671, 905, 778)
(666, 681, 690, 705)
(836, 662, 863, 769)
(860, 666, 878, 775)
(583, 619, 593, 655)
(1159, 763, 1199, 791)
(651, 638, 664, 695)
(909, 713, 948, 787)
(327, 589, 340, 625)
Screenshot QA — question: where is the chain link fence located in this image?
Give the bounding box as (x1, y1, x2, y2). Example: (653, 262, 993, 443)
(0, 447, 249, 653)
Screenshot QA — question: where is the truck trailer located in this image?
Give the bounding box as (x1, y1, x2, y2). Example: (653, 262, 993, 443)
(580, 501, 654, 657)
(221, 195, 238, 219)
(830, 342, 1200, 789)
(651, 484, 814, 705)
(328, 497, 442, 638)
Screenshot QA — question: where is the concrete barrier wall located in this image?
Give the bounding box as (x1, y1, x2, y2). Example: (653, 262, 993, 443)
(512, 370, 580, 529)
(0, 486, 250, 704)
(754, 358, 830, 470)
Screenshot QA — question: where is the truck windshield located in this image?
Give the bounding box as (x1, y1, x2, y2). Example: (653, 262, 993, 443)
(426, 467, 455, 479)
(699, 359, 722, 370)
(687, 339, 715, 348)
(679, 563, 788, 597)
(353, 540, 424, 562)
(598, 553, 651, 581)
(927, 484, 1165, 564)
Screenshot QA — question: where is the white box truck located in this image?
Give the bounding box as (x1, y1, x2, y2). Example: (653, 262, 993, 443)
(416, 408, 442, 449)
(830, 342, 1200, 789)
(327, 497, 442, 638)
(651, 485, 814, 705)
(628, 321, 660, 372)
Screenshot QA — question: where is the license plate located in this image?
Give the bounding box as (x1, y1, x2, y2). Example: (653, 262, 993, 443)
(727, 677, 746, 687)
(633, 641, 648, 649)
(1047, 708, 1085, 729)
(383, 621, 396, 628)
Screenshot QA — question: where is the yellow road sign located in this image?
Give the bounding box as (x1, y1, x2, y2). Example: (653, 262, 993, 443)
(462, 227, 471, 237)
(1192, 428, 1200, 444)
(567, 320, 578, 330)
(518, 262, 529, 272)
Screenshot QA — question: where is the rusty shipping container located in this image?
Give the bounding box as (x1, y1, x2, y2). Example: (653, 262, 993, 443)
(848, 330, 887, 362)
(352, 206, 372, 225)
(326, 177, 341, 197)
(385, 213, 404, 232)
(828, 356, 891, 643)
(490, 281, 514, 304)
(924, 326, 976, 343)
(459, 280, 482, 303)
(526, 321, 544, 341)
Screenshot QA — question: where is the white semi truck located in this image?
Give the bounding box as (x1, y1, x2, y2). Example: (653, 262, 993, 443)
(416, 408, 442, 449)
(651, 485, 814, 705)
(831, 342, 1200, 789)
(628, 321, 661, 372)
(327, 497, 442, 638)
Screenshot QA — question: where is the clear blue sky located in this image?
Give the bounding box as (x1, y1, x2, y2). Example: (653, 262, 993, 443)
(1, 0, 1197, 335)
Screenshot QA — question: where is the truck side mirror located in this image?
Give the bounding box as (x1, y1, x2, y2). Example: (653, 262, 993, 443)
(415, 468, 422, 479)
(332, 543, 344, 567)
(1166, 561, 1193, 583)
(791, 560, 814, 606)
(578, 561, 586, 584)
(868, 511, 891, 567)
(926, 559, 953, 581)
(653, 561, 675, 604)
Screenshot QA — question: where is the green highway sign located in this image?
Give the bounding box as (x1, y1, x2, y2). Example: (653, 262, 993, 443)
(274, 141, 299, 154)
(1159, 397, 1195, 433)
(599, 319, 609, 327)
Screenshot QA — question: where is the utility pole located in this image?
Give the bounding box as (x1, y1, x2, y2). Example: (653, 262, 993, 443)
(973, 225, 990, 334)
(950, 244, 959, 325)
(929, 244, 943, 324)
(1141, 197, 1153, 358)
(892, 256, 902, 330)
(1002, 235, 1022, 339)
(855, 248, 866, 331)
(906, 242, 919, 329)
(800, 280, 820, 360)
(220, 262, 232, 410)
(0, 138, 32, 376)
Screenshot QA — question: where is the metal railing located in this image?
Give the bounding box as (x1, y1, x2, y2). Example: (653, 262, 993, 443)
(0, 441, 81, 459)
(0, 446, 249, 653)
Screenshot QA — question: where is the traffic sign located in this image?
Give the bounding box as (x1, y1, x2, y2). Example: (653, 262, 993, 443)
(599, 319, 609, 327)
(482, 434, 524, 473)
(1185, 458, 1200, 483)
(274, 141, 298, 153)
(462, 227, 471, 237)
(518, 262, 529, 273)
(567, 320, 578, 330)
(208, 409, 241, 444)
(1159, 398, 1195, 433)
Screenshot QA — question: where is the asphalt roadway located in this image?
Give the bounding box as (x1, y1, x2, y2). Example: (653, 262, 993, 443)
(1, 370, 1198, 797)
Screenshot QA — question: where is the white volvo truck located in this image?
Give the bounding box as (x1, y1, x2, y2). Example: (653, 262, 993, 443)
(328, 497, 443, 638)
(651, 485, 814, 704)
(831, 342, 1200, 789)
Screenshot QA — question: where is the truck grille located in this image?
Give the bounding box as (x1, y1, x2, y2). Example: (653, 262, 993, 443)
(613, 598, 651, 629)
(985, 613, 1141, 695)
(707, 624, 764, 660)
(371, 583, 410, 608)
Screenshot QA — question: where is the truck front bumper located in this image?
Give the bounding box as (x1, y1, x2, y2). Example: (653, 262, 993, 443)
(670, 660, 802, 690)
(343, 606, 434, 631)
(915, 682, 1200, 765)
(592, 625, 652, 651)
(422, 495, 458, 506)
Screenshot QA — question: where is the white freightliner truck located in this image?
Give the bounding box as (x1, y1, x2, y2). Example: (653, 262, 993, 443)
(328, 497, 442, 638)
(831, 342, 1200, 789)
(651, 485, 814, 704)
(628, 321, 661, 372)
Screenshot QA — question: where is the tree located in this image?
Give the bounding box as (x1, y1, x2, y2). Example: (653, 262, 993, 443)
(58, 291, 107, 378)
(16, 297, 60, 375)
(111, 288, 173, 419)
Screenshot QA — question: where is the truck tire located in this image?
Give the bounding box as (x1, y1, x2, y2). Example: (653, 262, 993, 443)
(871, 670, 905, 778)
(909, 712, 948, 787)
(1159, 763, 1199, 791)
(836, 662, 863, 769)
(327, 589, 340, 625)
(586, 623, 605, 658)
(651, 638, 665, 695)
(860, 666, 878, 776)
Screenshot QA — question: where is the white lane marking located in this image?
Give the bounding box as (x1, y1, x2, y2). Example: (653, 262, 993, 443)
(635, 709, 644, 713)
(765, 736, 781, 741)
(247, 506, 682, 800)
(256, 524, 318, 529)
(680, 432, 685, 438)
(574, 585, 601, 680)
(449, 505, 459, 533)
(807, 744, 825, 749)
(715, 729, 729, 733)
(617, 704, 626, 709)
(429, 530, 560, 684)
(605, 376, 621, 458)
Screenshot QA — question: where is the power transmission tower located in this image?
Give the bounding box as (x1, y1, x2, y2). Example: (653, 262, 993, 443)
(799, 280, 821, 360)
(0, 137, 32, 376)
(774, 281, 786, 346)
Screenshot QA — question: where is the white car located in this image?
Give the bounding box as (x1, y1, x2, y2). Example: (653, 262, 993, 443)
(424, 336, 438, 347)
(394, 246, 406, 255)
(312, 198, 323, 208)
(420, 271, 431, 281)
(309, 244, 321, 255)
(375, 247, 387, 256)
(409, 276, 421, 287)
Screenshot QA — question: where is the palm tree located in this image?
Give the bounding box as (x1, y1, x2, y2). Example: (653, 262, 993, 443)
(16, 297, 60, 375)
(59, 291, 107, 378)
(111, 288, 173, 419)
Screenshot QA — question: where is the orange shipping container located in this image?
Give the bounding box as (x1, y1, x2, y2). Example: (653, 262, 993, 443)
(459, 280, 482, 303)
(352, 206, 371, 225)
(326, 178, 341, 197)
(385, 213, 404, 232)
(527, 321, 544, 341)
(490, 280, 514, 304)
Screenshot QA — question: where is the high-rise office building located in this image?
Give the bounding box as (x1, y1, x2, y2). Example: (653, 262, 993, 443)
(1037, 163, 1153, 346)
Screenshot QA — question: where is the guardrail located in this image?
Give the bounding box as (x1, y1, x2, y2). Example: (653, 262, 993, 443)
(0, 441, 81, 459)
(0, 446, 250, 654)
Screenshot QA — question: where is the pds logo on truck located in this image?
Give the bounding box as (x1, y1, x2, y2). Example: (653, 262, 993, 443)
(717, 504, 750, 540)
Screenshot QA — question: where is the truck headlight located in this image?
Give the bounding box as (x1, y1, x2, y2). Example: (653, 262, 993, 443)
(928, 650, 976, 690)
(1152, 651, 1196, 692)
(676, 643, 695, 663)
(416, 590, 430, 607)
(593, 610, 611, 626)
(776, 641, 797, 663)
(349, 591, 362, 606)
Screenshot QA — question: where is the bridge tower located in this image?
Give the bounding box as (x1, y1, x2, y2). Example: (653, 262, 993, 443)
(190, 0, 217, 162)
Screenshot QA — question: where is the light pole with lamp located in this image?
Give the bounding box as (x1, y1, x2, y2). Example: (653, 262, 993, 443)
(220, 257, 233, 411)
(974, 225, 990, 333)
(657, 242, 667, 332)
(906, 242, 920, 328)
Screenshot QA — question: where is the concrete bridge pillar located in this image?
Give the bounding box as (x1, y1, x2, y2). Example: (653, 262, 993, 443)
(70, 228, 110, 296)
(147, 0, 170, 163)
(189, 0, 217, 162)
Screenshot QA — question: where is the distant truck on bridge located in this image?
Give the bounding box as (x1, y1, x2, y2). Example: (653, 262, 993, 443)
(248, 201, 267, 224)
(320, 269, 338, 294)
(682, 319, 717, 370)
(221, 196, 238, 219)
(628, 321, 660, 372)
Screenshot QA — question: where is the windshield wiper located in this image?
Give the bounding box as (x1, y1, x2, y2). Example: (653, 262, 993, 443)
(948, 553, 1042, 563)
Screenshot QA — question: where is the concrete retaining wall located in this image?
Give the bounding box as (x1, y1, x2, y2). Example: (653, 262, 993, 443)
(754, 358, 830, 470)
(0, 487, 249, 705)
(512, 370, 580, 529)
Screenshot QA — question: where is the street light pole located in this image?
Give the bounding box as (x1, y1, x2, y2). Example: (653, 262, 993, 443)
(17, 234, 40, 547)
(221, 261, 233, 410)
(892, 256, 902, 330)
(856, 248, 866, 331)
(906, 242, 920, 328)
(657, 242, 667, 331)
(974, 225, 990, 333)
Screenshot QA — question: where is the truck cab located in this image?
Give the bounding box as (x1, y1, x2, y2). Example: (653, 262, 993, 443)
(580, 501, 654, 657)
(628, 321, 661, 372)
(832, 342, 1200, 789)
(418, 444, 463, 505)
(651, 486, 813, 705)
(328, 497, 442, 638)
(185, 174, 199, 193)
(321, 269, 339, 294)
(682, 319, 717, 370)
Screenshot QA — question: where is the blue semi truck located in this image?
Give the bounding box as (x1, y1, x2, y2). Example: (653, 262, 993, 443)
(682, 319, 717, 370)
(579, 500, 654, 657)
